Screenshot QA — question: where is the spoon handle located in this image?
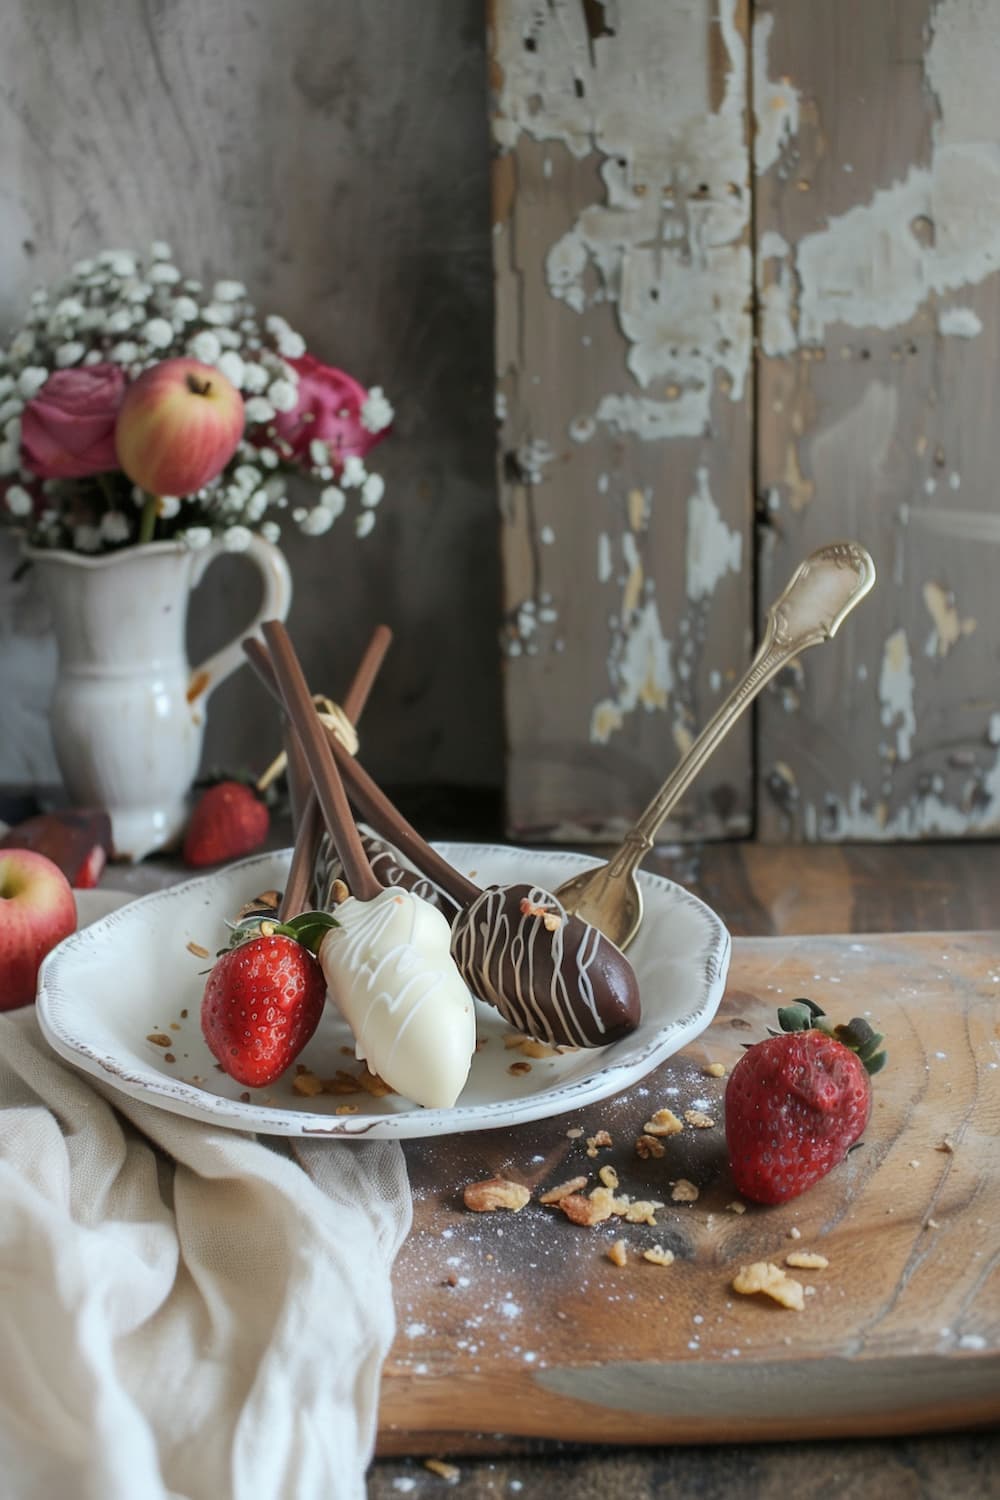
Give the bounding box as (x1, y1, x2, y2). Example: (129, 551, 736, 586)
(609, 542, 876, 880)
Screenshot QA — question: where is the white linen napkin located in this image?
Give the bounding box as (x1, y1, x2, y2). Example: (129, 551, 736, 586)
(0, 1007, 411, 1500)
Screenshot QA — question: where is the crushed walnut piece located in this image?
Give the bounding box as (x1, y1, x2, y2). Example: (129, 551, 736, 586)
(671, 1179, 700, 1203)
(323, 1071, 363, 1095)
(684, 1109, 715, 1129)
(358, 1069, 394, 1097)
(146, 1033, 171, 1048)
(335, 1104, 359, 1116)
(786, 1251, 829, 1270)
(598, 1164, 619, 1191)
(328, 878, 350, 906)
(540, 1176, 589, 1204)
(163, 1053, 176, 1064)
(292, 1072, 325, 1098)
(186, 940, 210, 959)
(643, 1245, 675, 1267)
(586, 1130, 613, 1157)
(726, 1201, 747, 1215)
(519, 896, 562, 931)
(936, 1136, 956, 1154)
(703, 1062, 727, 1078)
(559, 1185, 626, 1226)
(424, 1458, 460, 1481)
(518, 1038, 558, 1058)
(643, 1108, 683, 1137)
(624, 1199, 662, 1226)
(607, 1238, 628, 1267)
(508, 1061, 532, 1076)
(463, 1177, 531, 1213)
(733, 1261, 805, 1311)
(787, 1225, 801, 1240)
(635, 1134, 666, 1160)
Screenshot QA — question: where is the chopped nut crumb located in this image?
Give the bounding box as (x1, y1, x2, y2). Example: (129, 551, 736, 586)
(186, 941, 210, 959)
(424, 1458, 460, 1481)
(239, 1092, 251, 1103)
(519, 896, 560, 924)
(504, 1032, 526, 1049)
(586, 1129, 612, 1157)
(540, 1176, 589, 1204)
(908, 1159, 921, 1169)
(324, 1070, 363, 1095)
(936, 1136, 955, 1154)
(146, 1033, 171, 1047)
(925, 1217, 941, 1229)
(168, 1023, 181, 1032)
(703, 1062, 726, 1078)
(508, 1061, 532, 1076)
(635, 1134, 666, 1159)
(518, 1038, 558, 1058)
(671, 1179, 699, 1203)
(786, 1251, 829, 1270)
(732, 1261, 805, 1311)
(163, 1052, 176, 1064)
(292, 1072, 325, 1098)
(624, 1199, 662, 1226)
(566, 1126, 584, 1139)
(329, 879, 350, 906)
(542, 912, 562, 932)
(358, 1069, 394, 1097)
(643, 1245, 675, 1267)
(787, 1226, 802, 1240)
(339, 1045, 354, 1056)
(643, 1108, 683, 1137)
(335, 1104, 359, 1115)
(607, 1238, 628, 1267)
(559, 1191, 616, 1227)
(190, 1075, 203, 1085)
(463, 1177, 531, 1213)
(598, 1164, 619, 1191)
(684, 1109, 715, 1129)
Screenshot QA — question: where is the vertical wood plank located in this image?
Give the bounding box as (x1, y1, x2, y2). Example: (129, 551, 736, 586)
(754, 0, 1000, 840)
(0, 0, 502, 793)
(490, 0, 754, 843)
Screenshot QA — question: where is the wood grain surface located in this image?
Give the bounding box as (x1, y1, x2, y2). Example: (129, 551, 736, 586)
(490, 0, 754, 843)
(754, 0, 1000, 841)
(0, 0, 502, 793)
(379, 930, 1000, 1452)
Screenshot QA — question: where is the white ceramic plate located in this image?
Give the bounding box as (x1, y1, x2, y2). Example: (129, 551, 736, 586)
(38, 845, 731, 1139)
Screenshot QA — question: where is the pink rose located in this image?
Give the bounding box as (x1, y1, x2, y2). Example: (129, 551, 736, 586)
(21, 364, 127, 480)
(271, 355, 389, 468)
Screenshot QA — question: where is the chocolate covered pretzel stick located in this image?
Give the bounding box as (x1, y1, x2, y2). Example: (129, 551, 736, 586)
(245, 630, 641, 1049)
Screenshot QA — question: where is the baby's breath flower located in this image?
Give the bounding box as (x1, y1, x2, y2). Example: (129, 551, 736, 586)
(72, 259, 96, 278)
(361, 386, 393, 433)
(217, 350, 246, 388)
(213, 280, 246, 302)
(83, 351, 104, 366)
(0, 399, 24, 426)
(142, 318, 174, 349)
(188, 330, 221, 364)
(223, 524, 252, 552)
(216, 328, 242, 349)
(244, 396, 275, 425)
(244, 489, 269, 522)
(110, 341, 140, 364)
(17, 367, 47, 399)
(0, 378, 12, 401)
(309, 438, 329, 468)
(100, 511, 131, 543)
(5, 485, 33, 517)
(54, 296, 85, 322)
(260, 520, 281, 543)
(264, 476, 285, 502)
(201, 303, 234, 326)
(241, 363, 270, 394)
(149, 263, 181, 285)
(171, 296, 199, 323)
(319, 486, 345, 519)
(0, 442, 19, 474)
(182, 526, 212, 550)
(355, 510, 376, 539)
(5, 416, 21, 447)
(11, 330, 36, 360)
(300, 505, 335, 535)
(232, 464, 261, 492)
(267, 378, 297, 412)
(105, 308, 135, 334)
(157, 496, 181, 519)
(258, 447, 279, 469)
(101, 250, 137, 276)
(73, 523, 102, 552)
(341, 455, 366, 488)
(54, 341, 86, 368)
(125, 282, 153, 303)
(150, 241, 172, 261)
(361, 473, 385, 508)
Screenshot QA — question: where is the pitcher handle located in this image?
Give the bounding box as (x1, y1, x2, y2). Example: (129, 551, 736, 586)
(188, 536, 293, 704)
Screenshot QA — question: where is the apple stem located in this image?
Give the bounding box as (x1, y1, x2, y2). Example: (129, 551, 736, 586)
(137, 494, 158, 545)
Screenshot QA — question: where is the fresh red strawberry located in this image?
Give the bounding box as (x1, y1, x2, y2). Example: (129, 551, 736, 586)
(201, 924, 331, 1087)
(724, 1000, 886, 1204)
(183, 781, 269, 867)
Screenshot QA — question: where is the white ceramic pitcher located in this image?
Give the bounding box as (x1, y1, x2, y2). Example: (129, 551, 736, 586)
(25, 537, 292, 861)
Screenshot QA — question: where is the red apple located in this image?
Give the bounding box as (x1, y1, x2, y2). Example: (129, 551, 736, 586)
(0, 848, 77, 1011)
(115, 357, 245, 497)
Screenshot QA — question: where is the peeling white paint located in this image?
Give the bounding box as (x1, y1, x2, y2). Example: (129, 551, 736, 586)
(516, 438, 555, 485)
(597, 532, 613, 584)
(879, 629, 916, 763)
(685, 467, 742, 602)
(937, 305, 983, 337)
(923, 580, 976, 657)
(805, 379, 898, 518)
(819, 753, 1000, 838)
(753, 13, 801, 174)
(758, 231, 798, 357)
(495, 0, 751, 440)
(590, 597, 673, 745)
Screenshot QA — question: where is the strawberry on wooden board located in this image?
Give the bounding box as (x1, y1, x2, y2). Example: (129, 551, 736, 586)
(200, 912, 338, 1088)
(724, 999, 887, 1205)
(183, 781, 269, 867)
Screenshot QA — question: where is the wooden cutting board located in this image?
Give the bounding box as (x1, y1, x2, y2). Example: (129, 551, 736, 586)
(377, 931, 1000, 1453)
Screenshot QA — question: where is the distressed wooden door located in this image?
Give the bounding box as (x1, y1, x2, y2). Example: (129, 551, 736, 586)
(491, 0, 1000, 843)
